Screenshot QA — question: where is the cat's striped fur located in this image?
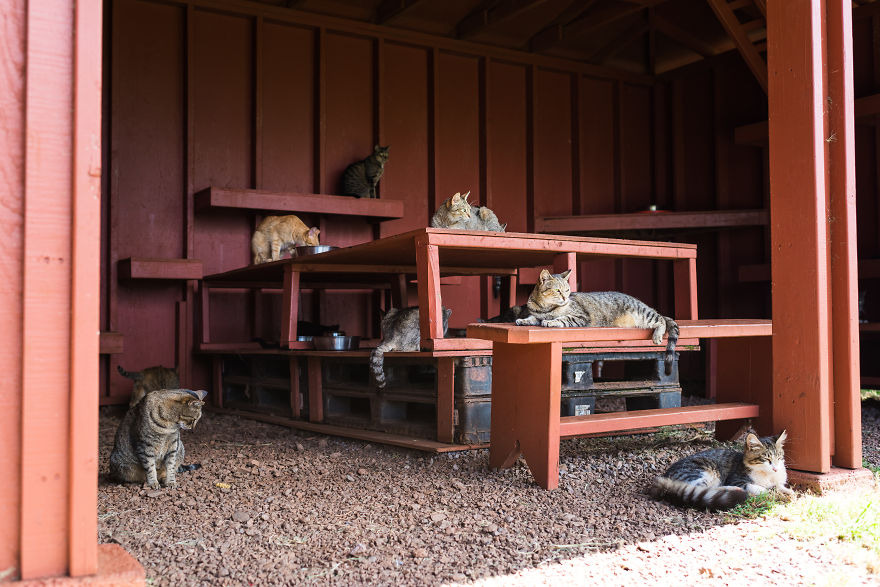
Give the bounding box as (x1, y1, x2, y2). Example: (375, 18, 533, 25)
(117, 364, 180, 408)
(516, 269, 680, 374)
(341, 145, 389, 199)
(109, 388, 206, 489)
(652, 431, 793, 510)
(431, 191, 506, 232)
(251, 214, 320, 264)
(370, 306, 451, 390)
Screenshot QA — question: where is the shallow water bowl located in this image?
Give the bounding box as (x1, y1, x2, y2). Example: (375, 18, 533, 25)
(312, 335, 360, 351)
(293, 245, 338, 257)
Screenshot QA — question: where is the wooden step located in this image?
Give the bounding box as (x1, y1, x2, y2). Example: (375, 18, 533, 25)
(195, 186, 404, 220)
(559, 402, 758, 437)
(118, 257, 203, 280)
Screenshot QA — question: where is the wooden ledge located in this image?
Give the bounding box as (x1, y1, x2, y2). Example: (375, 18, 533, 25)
(195, 186, 405, 220)
(535, 209, 768, 234)
(118, 257, 203, 280)
(559, 402, 759, 437)
(466, 319, 772, 344)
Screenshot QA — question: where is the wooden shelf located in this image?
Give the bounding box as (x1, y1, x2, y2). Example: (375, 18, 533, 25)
(195, 186, 405, 220)
(734, 91, 880, 146)
(118, 258, 203, 280)
(536, 209, 768, 234)
(739, 259, 880, 283)
(860, 323, 880, 332)
(99, 331, 124, 354)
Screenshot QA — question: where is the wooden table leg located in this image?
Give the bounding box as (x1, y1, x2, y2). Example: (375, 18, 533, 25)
(415, 236, 443, 349)
(673, 257, 698, 319)
(490, 341, 563, 490)
(290, 357, 302, 419)
(436, 357, 455, 443)
(308, 356, 323, 423)
(281, 265, 301, 348)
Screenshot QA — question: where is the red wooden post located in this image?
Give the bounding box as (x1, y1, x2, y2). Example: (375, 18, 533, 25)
(553, 252, 577, 290)
(826, 0, 862, 469)
(390, 273, 407, 309)
(436, 357, 455, 443)
(673, 257, 698, 320)
(290, 358, 302, 418)
(200, 283, 211, 344)
(768, 0, 833, 472)
(415, 235, 443, 348)
(489, 341, 562, 490)
(281, 265, 301, 348)
(212, 357, 223, 409)
(308, 356, 323, 422)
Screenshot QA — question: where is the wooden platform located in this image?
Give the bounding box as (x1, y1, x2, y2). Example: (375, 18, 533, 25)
(535, 209, 768, 234)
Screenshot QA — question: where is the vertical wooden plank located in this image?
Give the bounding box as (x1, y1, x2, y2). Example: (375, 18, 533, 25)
(415, 237, 443, 347)
(281, 265, 300, 347)
(767, 0, 832, 472)
(0, 0, 25, 573)
(526, 64, 536, 232)
(487, 61, 527, 232)
(290, 358, 301, 418)
(570, 73, 581, 215)
(200, 284, 210, 344)
(390, 274, 407, 309)
(429, 47, 440, 216)
(436, 358, 455, 443)
(21, 0, 74, 575)
(308, 357, 323, 422)
(212, 357, 223, 409)
(533, 69, 573, 221)
(374, 38, 384, 148)
(826, 0, 862, 469)
(253, 15, 263, 190)
(314, 27, 326, 194)
(673, 258, 698, 320)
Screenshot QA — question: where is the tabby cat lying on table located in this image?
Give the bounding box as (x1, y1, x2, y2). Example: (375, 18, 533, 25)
(431, 191, 506, 232)
(370, 306, 452, 390)
(652, 431, 794, 510)
(109, 388, 206, 489)
(517, 269, 680, 374)
(251, 214, 320, 264)
(117, 364, 179, 408)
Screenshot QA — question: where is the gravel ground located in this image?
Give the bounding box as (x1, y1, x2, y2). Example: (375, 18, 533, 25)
(98, 400, 880, 586)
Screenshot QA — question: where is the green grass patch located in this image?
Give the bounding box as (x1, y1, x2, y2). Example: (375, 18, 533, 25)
(862, 388, 880, 402)
(724, 490, 787, 521)
(864, 460, 880, 475)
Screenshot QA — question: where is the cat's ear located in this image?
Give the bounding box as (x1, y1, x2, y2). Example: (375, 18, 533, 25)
(462, 191, 470, 203)
(501, 223, 507, 231)
(448, 193, 460, 207)
(560, 269, 572, 280)
(308, 227, 320, 237)
(775, 430, 788, 446)
(539, 269, 551, 282)
(374, 144, 381, 151)
(745, 433, 763, 452)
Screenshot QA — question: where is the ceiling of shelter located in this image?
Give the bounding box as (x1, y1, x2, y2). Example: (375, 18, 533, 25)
(251, 0, 772, 76)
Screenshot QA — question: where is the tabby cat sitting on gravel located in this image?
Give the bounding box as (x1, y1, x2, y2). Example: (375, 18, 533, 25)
(652, 431, 794, 510)
(517, 269, 679, 374)
(110, 388, 206, 489)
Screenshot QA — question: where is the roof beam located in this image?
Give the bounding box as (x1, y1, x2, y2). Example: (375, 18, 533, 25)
(457, 0, 549, 38)
(529, 0, 664, 53)
(585, 14, 650, 63)
(706, 0, 767, 93)
(653, 15, 715, 58)
(375, 0, 427, 25)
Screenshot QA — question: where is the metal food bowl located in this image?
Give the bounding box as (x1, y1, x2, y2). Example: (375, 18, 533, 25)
(312, 335, 360, 351)
(293, 245, 338, 257)
(296, 335, 313, 342)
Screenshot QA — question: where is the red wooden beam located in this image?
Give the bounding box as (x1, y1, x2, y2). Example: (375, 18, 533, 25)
(706, 0, 767, 93)
(536, 209, 768, 233)
(768, 0, 832, 472)
(194, 187, 405, 219)
(560, 403, 759, 437)
(457, 0, 549, 38)
(118, 257, 203, 280)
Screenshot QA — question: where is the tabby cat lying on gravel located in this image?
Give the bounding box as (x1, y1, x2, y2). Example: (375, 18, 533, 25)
(517, 269, 679, 374)
(117, 364, 179, 408)
(652, 431, 794, 510)
(110, 388, 206, 489)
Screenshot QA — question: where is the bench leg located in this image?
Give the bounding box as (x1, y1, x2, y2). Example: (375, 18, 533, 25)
(490, 341, 563, 490)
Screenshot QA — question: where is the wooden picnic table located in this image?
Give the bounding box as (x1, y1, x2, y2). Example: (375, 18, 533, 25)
(200, 228, 699, 351)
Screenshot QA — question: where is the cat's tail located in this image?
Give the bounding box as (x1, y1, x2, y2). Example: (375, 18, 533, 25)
(664, 317, 679, 375)
(370, 344, 389, 390)
(117, 365, 143, 381)
(651, 477, 749, 511)
(177, 463, 201, 474)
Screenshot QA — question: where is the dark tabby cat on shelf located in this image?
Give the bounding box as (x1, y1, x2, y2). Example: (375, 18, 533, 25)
(109, 388, 206, 489)
(652, 431, 793, 510)
(516, 269, 680, 374)
(117, 364, 179, 408)
(370, 306, 452, 390)
(341, 145, 390, 198)
(431, 191, 506, 232)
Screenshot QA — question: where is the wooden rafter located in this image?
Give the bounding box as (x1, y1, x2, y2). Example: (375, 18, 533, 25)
(529, 0, 665, 53)
(457, 0, 549, 38)
(706, 0, 767, 93)
(585, 14, 650, 64)
(652, 15, 715, 58)
(375, 0, 427, 24)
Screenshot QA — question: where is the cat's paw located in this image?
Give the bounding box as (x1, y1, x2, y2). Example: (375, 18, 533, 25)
(652, 334, 663, 345)
(164, 480, 178, 490)
(144, 481, 160, 491)
(776, 485, 795, 500)
(541, 319, 564, 328)
(515, 316, 538, 326)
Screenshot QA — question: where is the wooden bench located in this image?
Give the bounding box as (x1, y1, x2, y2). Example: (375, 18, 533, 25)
(466, 319, 772, 490)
